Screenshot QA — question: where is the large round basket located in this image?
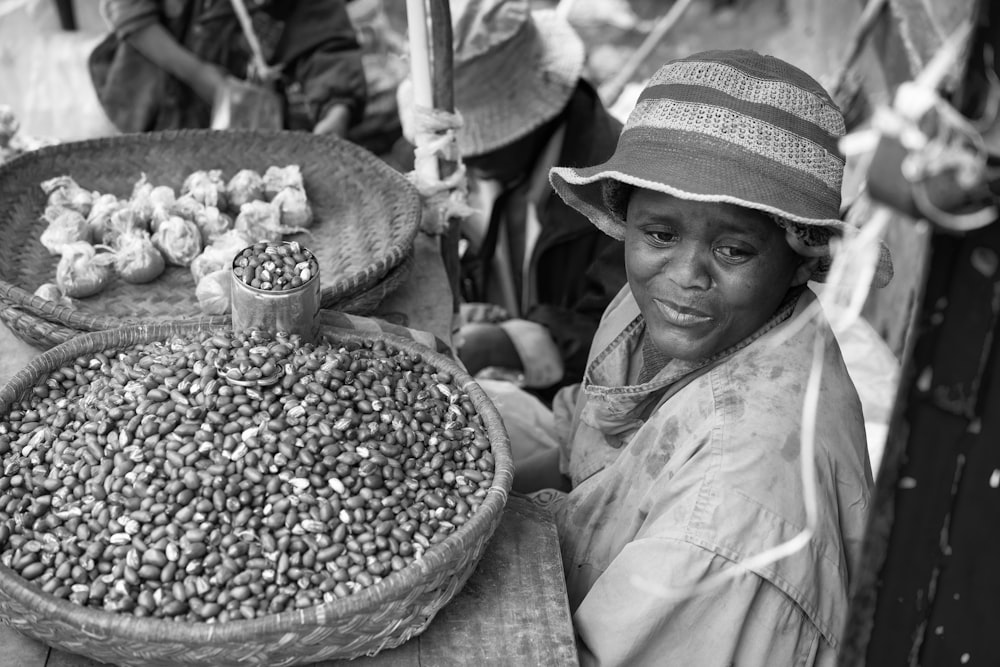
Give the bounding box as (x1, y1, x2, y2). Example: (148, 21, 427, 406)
(0, 130, 422, 350)
(0, 322, 513, 666)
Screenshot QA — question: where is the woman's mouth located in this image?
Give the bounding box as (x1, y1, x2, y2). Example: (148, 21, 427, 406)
(653, 299, 713, 327)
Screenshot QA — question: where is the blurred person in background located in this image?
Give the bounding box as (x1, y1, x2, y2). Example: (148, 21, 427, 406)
(400, 0, 627, 406)
(90, 0, 367, 136)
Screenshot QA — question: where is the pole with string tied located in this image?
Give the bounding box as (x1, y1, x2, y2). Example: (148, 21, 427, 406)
(404, 0, 470, 314)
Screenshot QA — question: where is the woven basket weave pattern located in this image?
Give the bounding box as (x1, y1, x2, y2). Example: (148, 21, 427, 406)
(0, 323, 513, 666)
(0, 130, 421, 348)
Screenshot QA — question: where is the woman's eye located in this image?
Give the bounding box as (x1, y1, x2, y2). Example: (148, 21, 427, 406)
(646, 230, 676, 245)
(716, 245, 753, 261)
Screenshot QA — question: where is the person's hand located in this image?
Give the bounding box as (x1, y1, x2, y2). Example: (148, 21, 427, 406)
(455, 322, 522, 376)
(459, 301, 510, 325)
(193, 63, 230, 106)
(313, 104, 351, 137)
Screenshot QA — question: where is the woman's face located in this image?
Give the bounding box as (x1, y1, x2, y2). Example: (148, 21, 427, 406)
(625, 189, 808, 362)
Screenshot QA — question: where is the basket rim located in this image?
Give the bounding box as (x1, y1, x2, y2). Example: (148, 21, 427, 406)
(0, 322, 514, 646)
(0, 129, 422, 337)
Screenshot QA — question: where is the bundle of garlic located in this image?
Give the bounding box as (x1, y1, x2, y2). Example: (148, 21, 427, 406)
(152, 215, 203, 266)
(271, 186, 314, 229)
(108, 228, 166, 284)
(190, 229, 254, 284)
(195, 269, 232, 315)
(226, 169, 266, 209)
(193, 205, 234, 246)
(40, 176, 94, 217)
(183, 169, 228, 209)
(55, 242, 116, 298)
(40, 207, 90, 255)
(86, 193, 126, 245)
(262, 164, 304, 200)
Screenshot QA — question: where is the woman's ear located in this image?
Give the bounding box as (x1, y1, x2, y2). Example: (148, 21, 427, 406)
(791, 256, 821, 286)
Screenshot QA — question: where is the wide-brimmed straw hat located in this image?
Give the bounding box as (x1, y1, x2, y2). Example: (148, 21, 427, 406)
(550, 49, 892, 286)
(451, 0, 585, 158)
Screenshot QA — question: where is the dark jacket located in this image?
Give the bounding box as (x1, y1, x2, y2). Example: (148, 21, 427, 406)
(92, 0, 366, 132)
(462, 82, 626, 400)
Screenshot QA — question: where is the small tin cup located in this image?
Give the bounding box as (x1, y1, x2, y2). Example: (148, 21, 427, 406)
(230, 241, 321, 343)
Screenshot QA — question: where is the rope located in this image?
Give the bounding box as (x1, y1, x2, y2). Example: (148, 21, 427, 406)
(228, 0, 282, 83)
(403, 100, 474, 236)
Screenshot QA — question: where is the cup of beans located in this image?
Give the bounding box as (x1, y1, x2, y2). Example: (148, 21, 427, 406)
(230, 241, 321, 343)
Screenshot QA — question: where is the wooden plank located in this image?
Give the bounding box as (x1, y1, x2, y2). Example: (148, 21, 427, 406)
(862, 403, 967, 663)
(920, 393, 1000, 666)
(0, 624, 48, 667)
(414, 496, 578, 666)
(46, 648, 107, 667)
(858, 223, 1000, 665)
(312, 644, 420, 667)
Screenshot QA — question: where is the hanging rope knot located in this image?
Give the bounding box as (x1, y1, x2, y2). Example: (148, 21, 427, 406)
(404, 103, 474, 235)
(247, 61, 284, 86)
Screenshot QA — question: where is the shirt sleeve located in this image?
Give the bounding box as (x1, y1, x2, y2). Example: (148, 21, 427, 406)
(572, 537, 834, 667)
(100, 0, 160, 38)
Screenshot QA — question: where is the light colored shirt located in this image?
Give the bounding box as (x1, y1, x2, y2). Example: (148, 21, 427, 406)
(553, 286, 873, 666)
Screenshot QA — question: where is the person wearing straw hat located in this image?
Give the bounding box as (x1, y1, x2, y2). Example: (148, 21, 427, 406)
(516, 49, 892, 665)
(423, 0, 627, 403)
(91, 0, 367, 135)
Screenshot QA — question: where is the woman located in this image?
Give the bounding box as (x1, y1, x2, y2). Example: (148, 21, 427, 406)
(522, 50, 892, 666)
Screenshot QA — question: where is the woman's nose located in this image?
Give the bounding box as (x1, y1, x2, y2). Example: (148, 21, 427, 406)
(666, 243, 712, 290)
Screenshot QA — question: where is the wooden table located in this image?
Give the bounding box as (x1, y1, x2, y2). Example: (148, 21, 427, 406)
(0, 230, 580, 666)
(0, 495, 578, 667)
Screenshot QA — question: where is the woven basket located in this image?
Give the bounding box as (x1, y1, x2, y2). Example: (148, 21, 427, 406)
(0, 129, 422, 350)
(0, 323, 513, 666)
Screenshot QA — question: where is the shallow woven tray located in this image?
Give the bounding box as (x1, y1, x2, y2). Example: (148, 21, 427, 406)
(0, 322, 513, 667)
(0, 129, 422, 349)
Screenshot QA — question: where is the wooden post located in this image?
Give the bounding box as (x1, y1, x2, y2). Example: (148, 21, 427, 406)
(405, 0, 463, 315)
(426, 0, 462, 312)
(405, 0, 439, 184)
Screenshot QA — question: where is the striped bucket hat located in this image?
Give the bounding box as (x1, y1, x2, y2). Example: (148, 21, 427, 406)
(550, 49, 892, 286)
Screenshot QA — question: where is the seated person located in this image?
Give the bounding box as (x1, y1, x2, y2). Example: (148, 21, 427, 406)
(520, 49, 892, 666)
(425, 0, 627, 403)
(91, 0, 367, 136)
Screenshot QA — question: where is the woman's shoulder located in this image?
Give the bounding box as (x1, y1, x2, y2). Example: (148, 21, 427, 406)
(714, 290, 864, 424)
